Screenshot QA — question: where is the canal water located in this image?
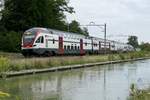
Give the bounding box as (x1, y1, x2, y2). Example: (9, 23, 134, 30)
(1, 59, 150, 100)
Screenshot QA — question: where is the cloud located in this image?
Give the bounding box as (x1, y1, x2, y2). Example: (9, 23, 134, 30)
(66, 0, 150, 42)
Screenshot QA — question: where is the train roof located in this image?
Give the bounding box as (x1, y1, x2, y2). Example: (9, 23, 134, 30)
(27, 27, 132, 46)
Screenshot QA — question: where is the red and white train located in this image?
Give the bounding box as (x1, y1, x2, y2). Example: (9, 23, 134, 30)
(21, 27, 134, 56)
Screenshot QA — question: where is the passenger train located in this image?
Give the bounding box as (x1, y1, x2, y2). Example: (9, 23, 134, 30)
(21, 27, 134, 56)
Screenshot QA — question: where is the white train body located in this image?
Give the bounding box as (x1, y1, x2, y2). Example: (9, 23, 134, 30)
(21, 28, 134, 56)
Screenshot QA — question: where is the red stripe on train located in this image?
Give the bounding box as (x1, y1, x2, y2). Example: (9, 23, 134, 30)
(80, 39, 85, 55)
(59, 37, 64, 55)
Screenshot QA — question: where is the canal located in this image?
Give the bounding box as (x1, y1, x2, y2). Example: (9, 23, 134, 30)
(0, 59, 150, 100)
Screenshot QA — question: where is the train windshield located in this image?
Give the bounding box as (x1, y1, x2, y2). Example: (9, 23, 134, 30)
(23, 29, 37, 44)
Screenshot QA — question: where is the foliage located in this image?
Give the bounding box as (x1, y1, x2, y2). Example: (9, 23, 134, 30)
(1, 0, 74, 32)
(0, 0, 89, 52)
(128, 84, 150, 100)
(108, 54, 114, 61)
(0, 91, 10, 98)
(69, 20, 89, 36)
(0, 31, 21, 52)
(119, 53, 125, 60)
(82, 27, 89, 36)
(139, 42, 150, 51)
(127, 36, 139, 49)
(0, 51, 149, 73)
(0, 56, 10, 73)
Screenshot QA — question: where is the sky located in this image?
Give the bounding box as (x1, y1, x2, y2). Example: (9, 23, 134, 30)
(66, 0, 150, 43)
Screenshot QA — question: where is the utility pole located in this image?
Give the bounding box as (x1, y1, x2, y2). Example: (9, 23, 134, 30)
(104, 23, 107, 54)
(67, 24, 70, 32)
(81, 22, 107, 54)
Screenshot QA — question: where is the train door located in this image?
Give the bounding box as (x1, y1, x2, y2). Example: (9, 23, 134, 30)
(91, 38, 94, 54)
(80, 39, 85, 55)
(59, 37, 64, 55)
(99, 41, 101, 53)
(109, 43, 111, 52)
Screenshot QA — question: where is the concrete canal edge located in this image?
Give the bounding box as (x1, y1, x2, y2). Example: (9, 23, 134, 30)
(1, 57, 150, 78)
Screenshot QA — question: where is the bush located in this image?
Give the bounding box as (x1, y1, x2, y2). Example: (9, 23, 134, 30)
(0, 31, 22, 52)
(119, 53, 125, 60)
(0, 57, 10, 73)
(129, 51, 145, 59)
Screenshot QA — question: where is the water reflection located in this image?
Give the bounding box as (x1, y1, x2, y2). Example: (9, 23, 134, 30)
(0, 59, 150, 100)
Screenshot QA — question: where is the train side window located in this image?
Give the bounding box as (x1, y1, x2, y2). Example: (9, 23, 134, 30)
(85, 43, 87, 46)
(112, 45, 115, 48)
(71, 45, 73, 50)
(95, 44, 97, 47)
(67, 45, 70, 50)
(64, 45, 66, 50)
(75, 46, 77, 50)
(50, 31, 53, 34)
(41, 36, 44, 43)
(36, 37, 41, 43)
(53, 39, 55, 44)
(78, 46, 80, 50)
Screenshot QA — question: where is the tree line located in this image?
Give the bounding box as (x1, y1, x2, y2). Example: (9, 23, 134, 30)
(0, 0, 149, 53)
(127, 36, 150, 51)
(0, 0, 88, 52)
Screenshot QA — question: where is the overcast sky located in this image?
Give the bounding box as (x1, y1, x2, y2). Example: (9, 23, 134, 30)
(66, 0, 150, 43)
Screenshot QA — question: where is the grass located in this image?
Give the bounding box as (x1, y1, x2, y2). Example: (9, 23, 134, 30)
(0, 52, 23, 59)
(0, 51, 150, 73)
(0, 57, 10, 73)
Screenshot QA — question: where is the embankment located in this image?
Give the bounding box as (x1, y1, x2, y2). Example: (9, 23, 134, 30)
(0, 51, 150, 78)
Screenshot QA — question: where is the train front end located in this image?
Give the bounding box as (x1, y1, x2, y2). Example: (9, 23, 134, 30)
(21, 28, 40, 56)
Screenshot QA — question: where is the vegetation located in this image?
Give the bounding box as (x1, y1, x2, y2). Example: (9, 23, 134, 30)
(139, 42, 150, 51)
(0, 91, 10, 97)
(0, 57, 10, 73)
(128, 84, 150, 100)
(0, 91, 20, 100)
(0, 91, 10, 99)
(0, 0, 89, 52)
(1, 0, 74, 31)
(0, 51, 149, 74)
(126, 36, 150, 52)
(0, 31, 21, 52)
(69, 20, 89, 36)
(127, 36, 139, 49)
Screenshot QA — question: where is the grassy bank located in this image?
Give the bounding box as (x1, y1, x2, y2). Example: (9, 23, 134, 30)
(0, 51, 150, 73)
(0, 52, 23, 59)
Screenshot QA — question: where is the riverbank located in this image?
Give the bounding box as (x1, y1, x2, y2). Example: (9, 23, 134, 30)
(0, 51, 150, 78)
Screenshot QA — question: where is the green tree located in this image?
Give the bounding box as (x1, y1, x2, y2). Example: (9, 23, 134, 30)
(0, 0, 90, 53)
(82, 27, 89, 36)
(0, 31, 21, 52)
(127, 36, 139, 49)
(139, 42, 150, 51)
(1, 0, 74, 31)
(69, 20, 89, 36)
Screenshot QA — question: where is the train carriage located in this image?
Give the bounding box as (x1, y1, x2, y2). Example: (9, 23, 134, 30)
(21, 27, 134, 57)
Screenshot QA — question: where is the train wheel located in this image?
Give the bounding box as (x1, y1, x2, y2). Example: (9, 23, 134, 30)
(51, 51, 56, 56)
(43, 51, 51, 57)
